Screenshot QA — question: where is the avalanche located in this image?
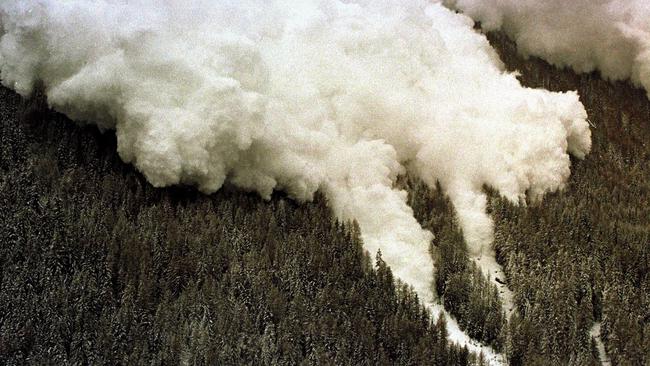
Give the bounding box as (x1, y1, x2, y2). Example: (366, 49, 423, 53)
(0, 2, 591, 361)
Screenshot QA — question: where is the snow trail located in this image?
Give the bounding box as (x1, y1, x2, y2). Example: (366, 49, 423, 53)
(590, 322, 612, 366)
(430, 304, 505, 365)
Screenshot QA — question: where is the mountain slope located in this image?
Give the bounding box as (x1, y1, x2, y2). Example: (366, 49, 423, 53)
(487, 32, 650, 365)
(0, 29, 648, 366)
(0, 87, 475, 365)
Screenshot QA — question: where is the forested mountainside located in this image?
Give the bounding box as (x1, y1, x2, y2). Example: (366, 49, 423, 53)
(412, 32, 650, 365)
(0, 86, 476, 365)
(485, 32, 650, 365)
(0, 29, 648, 366)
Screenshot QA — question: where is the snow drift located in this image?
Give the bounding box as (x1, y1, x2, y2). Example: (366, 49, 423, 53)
(0, 1, 591, 309)
(444, 0, 650, 98)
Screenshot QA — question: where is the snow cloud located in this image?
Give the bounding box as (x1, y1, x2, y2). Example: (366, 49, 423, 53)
(444, 0, 650, 98)
(0, 0, 590, 304)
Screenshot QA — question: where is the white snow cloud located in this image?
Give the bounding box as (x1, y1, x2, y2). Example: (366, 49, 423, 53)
(0, 0, 590, 305)
(444, 0, 650, 98)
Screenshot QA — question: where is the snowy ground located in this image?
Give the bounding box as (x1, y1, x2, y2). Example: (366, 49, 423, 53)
(429, 304, 506, 366)
(590, 322, 611, 366)
(474, 256, 515, 318)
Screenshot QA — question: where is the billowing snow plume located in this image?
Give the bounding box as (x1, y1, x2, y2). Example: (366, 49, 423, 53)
(444, 0, 650, 98)
(0, 1, 590, 308)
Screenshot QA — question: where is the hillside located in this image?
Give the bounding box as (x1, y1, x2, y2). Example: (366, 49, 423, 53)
(488, 32, 649, 365)
(0, 29, 648, 366)
(0, 87, 476, 365)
